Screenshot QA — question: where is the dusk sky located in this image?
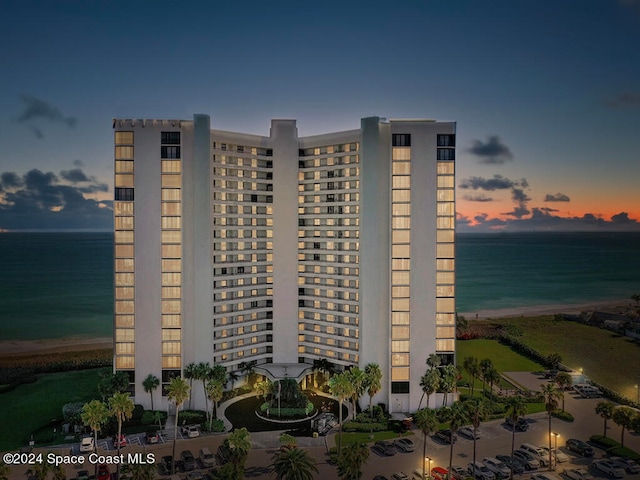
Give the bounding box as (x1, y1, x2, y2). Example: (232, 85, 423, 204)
(1, 0, 639, 232)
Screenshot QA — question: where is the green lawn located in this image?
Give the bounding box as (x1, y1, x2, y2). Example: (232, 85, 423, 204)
(495, 316, 640, 400)
(336, 429, 414, 446)
(0, 368, 107, 451)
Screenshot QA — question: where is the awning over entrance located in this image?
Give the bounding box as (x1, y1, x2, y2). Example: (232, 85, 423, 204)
(254, 363, 313, 382)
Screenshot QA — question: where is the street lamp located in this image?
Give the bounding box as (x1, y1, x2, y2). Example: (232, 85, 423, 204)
(551, 432, 559, 470)
(635, 384, 639, 405)
(425, 457, 432, 479)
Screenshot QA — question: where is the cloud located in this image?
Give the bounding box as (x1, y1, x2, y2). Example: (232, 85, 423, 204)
(467, 135, 514, 164)
(544, 193, 570, 202)
(0, 168, 112, 231)
(463, 194, 494, 202)
(611, 212, 637, 224)
(73, 159, 84, 167)
(604, 92, 640, 109)
(15, 96, 77, 137)
(459, 174, 514, 191)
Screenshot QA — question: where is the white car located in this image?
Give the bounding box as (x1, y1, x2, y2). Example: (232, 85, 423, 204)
(79, 436, 95, 453)
(468, 461, 495, 480)
(531, 474, 561, 480)
(591, 460, 625, 479)
(460, 426, 482, 439)
(561, 468, 593, 480)
(482, 457, 510, 478)
(540, 446, 569, 463)
(181, 425, 200, 438)
(610, 457, 640, 474)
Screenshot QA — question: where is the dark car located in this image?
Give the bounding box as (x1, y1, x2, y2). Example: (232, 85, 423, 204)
(504, 417, 529, 431)
(373, 476, 390, 480)
(495, 455, 525, 475)
(394, 438, 415, 452)
(435, 429, 457, 444)
(565, 438, 594, 457)
(181, 450, 196, 471)
(372, 440, 396, 456)
(76, 471, 90, 480)
(161, 455, 175, 474)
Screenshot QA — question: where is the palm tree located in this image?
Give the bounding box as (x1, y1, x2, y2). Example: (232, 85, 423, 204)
(195, 361, 212, 413)
(418, 368, 441, 409)
(546, 353, 563, 371)
(270, 446, 318, 480)
(184, 362, 197, 410)
(167, 376, 190, 474)
(26, 462, 51, 480)
(51, 465, 66, 480)
(0, 460, 11, 480)
(206, 379, 224, 430)
(541, 383, 561, 469)
(595, 401, 616, 438)
(485, 367, 501, 397)
(329, 371, 353, 454)
(612, 405, 635, 447)
(479, 358, 493, 394)
(337, 442, 369, 480)
(256, 379, 272, 402)
(505, 396, 527, 480)
(227, 370, 240, 390)
(446, 402, 469, 475)
(426, 353, 441, 370)
(109, 392, 134, 480)
(462, 356, 480, 397)
(440, 364, 458, 407)
(414, 407, 438, 480)
(347, 367, 366, 420)
(122, 462, 156, 480)
(464, 397, 489, 473)
(554, 372, 573, 412)
(363, 363, 382, 424)
(228, 427, 252, 477)
(142, 374, 160, 411)
(81, 399, 109, 478)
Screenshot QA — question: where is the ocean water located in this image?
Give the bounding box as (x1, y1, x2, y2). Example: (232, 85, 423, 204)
(0, 231, 639, 341)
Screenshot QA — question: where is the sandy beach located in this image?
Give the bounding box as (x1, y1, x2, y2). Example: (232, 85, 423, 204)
(460, 297, 635, 320)
(0, 336, 112, 358)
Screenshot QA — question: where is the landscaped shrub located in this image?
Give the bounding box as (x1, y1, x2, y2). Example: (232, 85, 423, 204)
(590, 435, 640, 460)
(62, 402, 85, 426)
(131, 404, 145, 423)
(178, 410, 207, 425)
(342, 421, 387, 432)
(201, 419, 225, 433)
(356, 406, 386, 424)
(259, 402, 314, 418)
(551, 410, 574, 422)
(141, 410, 167, 426)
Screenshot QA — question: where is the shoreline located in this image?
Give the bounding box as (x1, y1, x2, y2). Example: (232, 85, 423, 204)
(0, 336, 112, 358)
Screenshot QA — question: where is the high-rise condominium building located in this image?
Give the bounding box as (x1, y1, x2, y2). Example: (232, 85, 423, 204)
(113, 114, 456, 413)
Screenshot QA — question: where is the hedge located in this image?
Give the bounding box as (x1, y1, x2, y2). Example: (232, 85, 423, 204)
(260, 401, 314, 417)
(551, 410, 574, 422)
(342, 421, 388, 432)
(590, 435, 640, 461)
(201, 419, 225, 433)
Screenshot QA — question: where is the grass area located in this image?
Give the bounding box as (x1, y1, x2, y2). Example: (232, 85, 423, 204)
(0, 367, 107, 451)
(336, 429, 414, 446)
(457, 339, 546, 372)
(493, 316, 640, 399)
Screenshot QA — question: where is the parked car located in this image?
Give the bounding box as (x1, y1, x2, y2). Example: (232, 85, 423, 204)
(451, 466, 468, 480)
(112, 434, 127, 448)
(512, 450, 540, 470)
(186, 472, 204, 480)
(76, 471, 90, 480)
(459, 426, 482, 439)
(505, 416, 529, 431)
(591, 460, 625, 478)
(431, 467, 450, 480)
(565, 439, 594, 457)
(519, 443, 549, 467)
(482, 457, 510, 478)
(181, 425, 200, 438)
(561, 467, 593, 480)
(199, 447, 215, 468)
(435, 429, 457, 444)
(145, 429, 160, 444)
(395, 437, 415, 452)
(391, 473, 409, 480)
(161, 455, 174, 474)
(530, 474, 561, 480)
(79, 436, 94, 453)
(539, 446, 569, 464)
(412, 468, 428, 479)
(97, 464, 110, 480)
(181, 450, 196, 471)
(495, 455, 525, 475)
(609, 457, 640, 474)
(373, 476, 390, 480)
(467, 461, 495, 480)
(372, 441, 396, 456)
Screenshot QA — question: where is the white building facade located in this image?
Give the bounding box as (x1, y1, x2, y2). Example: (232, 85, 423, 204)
(113, 115, 456, 413)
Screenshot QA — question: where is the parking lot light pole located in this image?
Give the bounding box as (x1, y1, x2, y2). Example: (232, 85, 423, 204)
(635, 384, 639, 405)
(552, 432, 559, 470)
(425, 456, 432, 479)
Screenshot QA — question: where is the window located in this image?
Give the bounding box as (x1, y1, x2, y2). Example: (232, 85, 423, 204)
(437, 148, 455, 161)
(391, 381, 410, 394)
(392, 134, 411, 147)
(161, 132, 180, 144)
(115, 188, 134, 201)
(437, 134, 456, 147)
(161, 146, 181, 159)
(115, 131, 134, 144)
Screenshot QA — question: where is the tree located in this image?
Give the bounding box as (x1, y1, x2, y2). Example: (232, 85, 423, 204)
(227, 370, 239, 390)
(337, 442, 369, 480)
(109, 392, 134, 480)
(210, 364, 228, 385)
(26, 461, 51, 480)
(195, 362, 212, 414)
(414, 408, 438, 480)
(363, 363, 382, 424)
(612, 405, 635, 447)
(313, 358, 335, 386)
(546, 353, 562, 371)
(97, 371, 129, 402)
(595, 401, 616, 438)
(206, 379, 224, 430)
(81, 400, 110, 478)
(554, 372, 572, 412)
(505, 396, 527, 480)
(426, 353, 441, 371)
(464, 397, 489, 473)
(541, 383, 562, 469)
(446, 401, 469, 475)
(0, 460, 11, 480)
(484, 367, 501, 397)
(418, 368, 441, 409)
(630, 293, 640, 306)
(167, 376, 190, 474)
(456, 314, 468, 337)
(279, 433, 297, 448)
(440, 364, 458, 407)
(462, 356, 480, 397)
(142, 374, 160, 411)
(184, 362, 197, 410)
(347, 367, 366, 420)
(228, 427, 252, 478)
(256, 380, 272, 402)
(51, 465, 66, 480)
(121, 463, 156, 480)
(270, 446, 318, 480)
(479, 358, 493, 394)
(329, 371, 352, 454)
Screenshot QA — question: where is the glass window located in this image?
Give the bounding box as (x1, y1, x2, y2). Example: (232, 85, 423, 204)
(115, 131, 134, 144)
(392, 367, 410, 381)
(437, 134, 456, 147)
(161, 203, 181, 216)
(162, 189, 181, 201)
(115, 258, 134, 272)
(391, 312, 410, 325)
(391, 271, 410, 285)
(436, 297, 455, 312)
(392, 230, 410, 244)
(115, 174, 134, 187)
(162, 160, 181, 173)
(162, 300, 181, 314)
(437, 162, 455, 174)
(391, 298, 410, 311)
(391, 340, 409, 352)
(391, 353, 409, 366)
(392, 326, 410, 339)
(115, 161, 134, 173)
(162, 356, 181, 368)
(437, 176, 455, 188)
(392, 286, 410, 298)
(392, 189, 410, 202)
(162, 244, 181, 258)
(161, 132, 181, 144)
(115, 216, 134, 230)
(436, 230, 454, 242)
(392, 203, 411, 216)
(162, 175, 181, 188)
(437, 217, 455, 229)
(437, 189, 455, 201)
(161, 146, 181, 158)
(114, 201, 134, 216)
(115, 188, 134, 201)
(437, 244, 455, 258)
(115, 356, 134, 369)
(115, 287, 134, 299)
(437, 285, 455, 297)
(115, 300, 134, 314)
(392, 134, 411, 147)
(392, 258, 410, 271)
(437, 202, 455, 216)
(115, 146, 134, 159)
(436, 271, 455, 284)
(162, 259, 181, 272)
(437, 326, 456, 338)
(391, 381, 410, 394)
(392, 147, 411, 161)
(162, 314, 181, 327)
(162, 217, 181, 229)
(437, 148, 455, 161)
(115, 244, 134, 257)
(392, 161, 410, 174)
(115, 315, 134, 327)
(115, 273, 134, 286)
(436, 339, 455, 352)
(391, 244, 410, 258)
(392, 176, 411, 189)
(114, 231, 133, 243)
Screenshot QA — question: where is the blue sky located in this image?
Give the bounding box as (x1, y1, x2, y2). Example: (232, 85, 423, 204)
(1, 0, 639, 231)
